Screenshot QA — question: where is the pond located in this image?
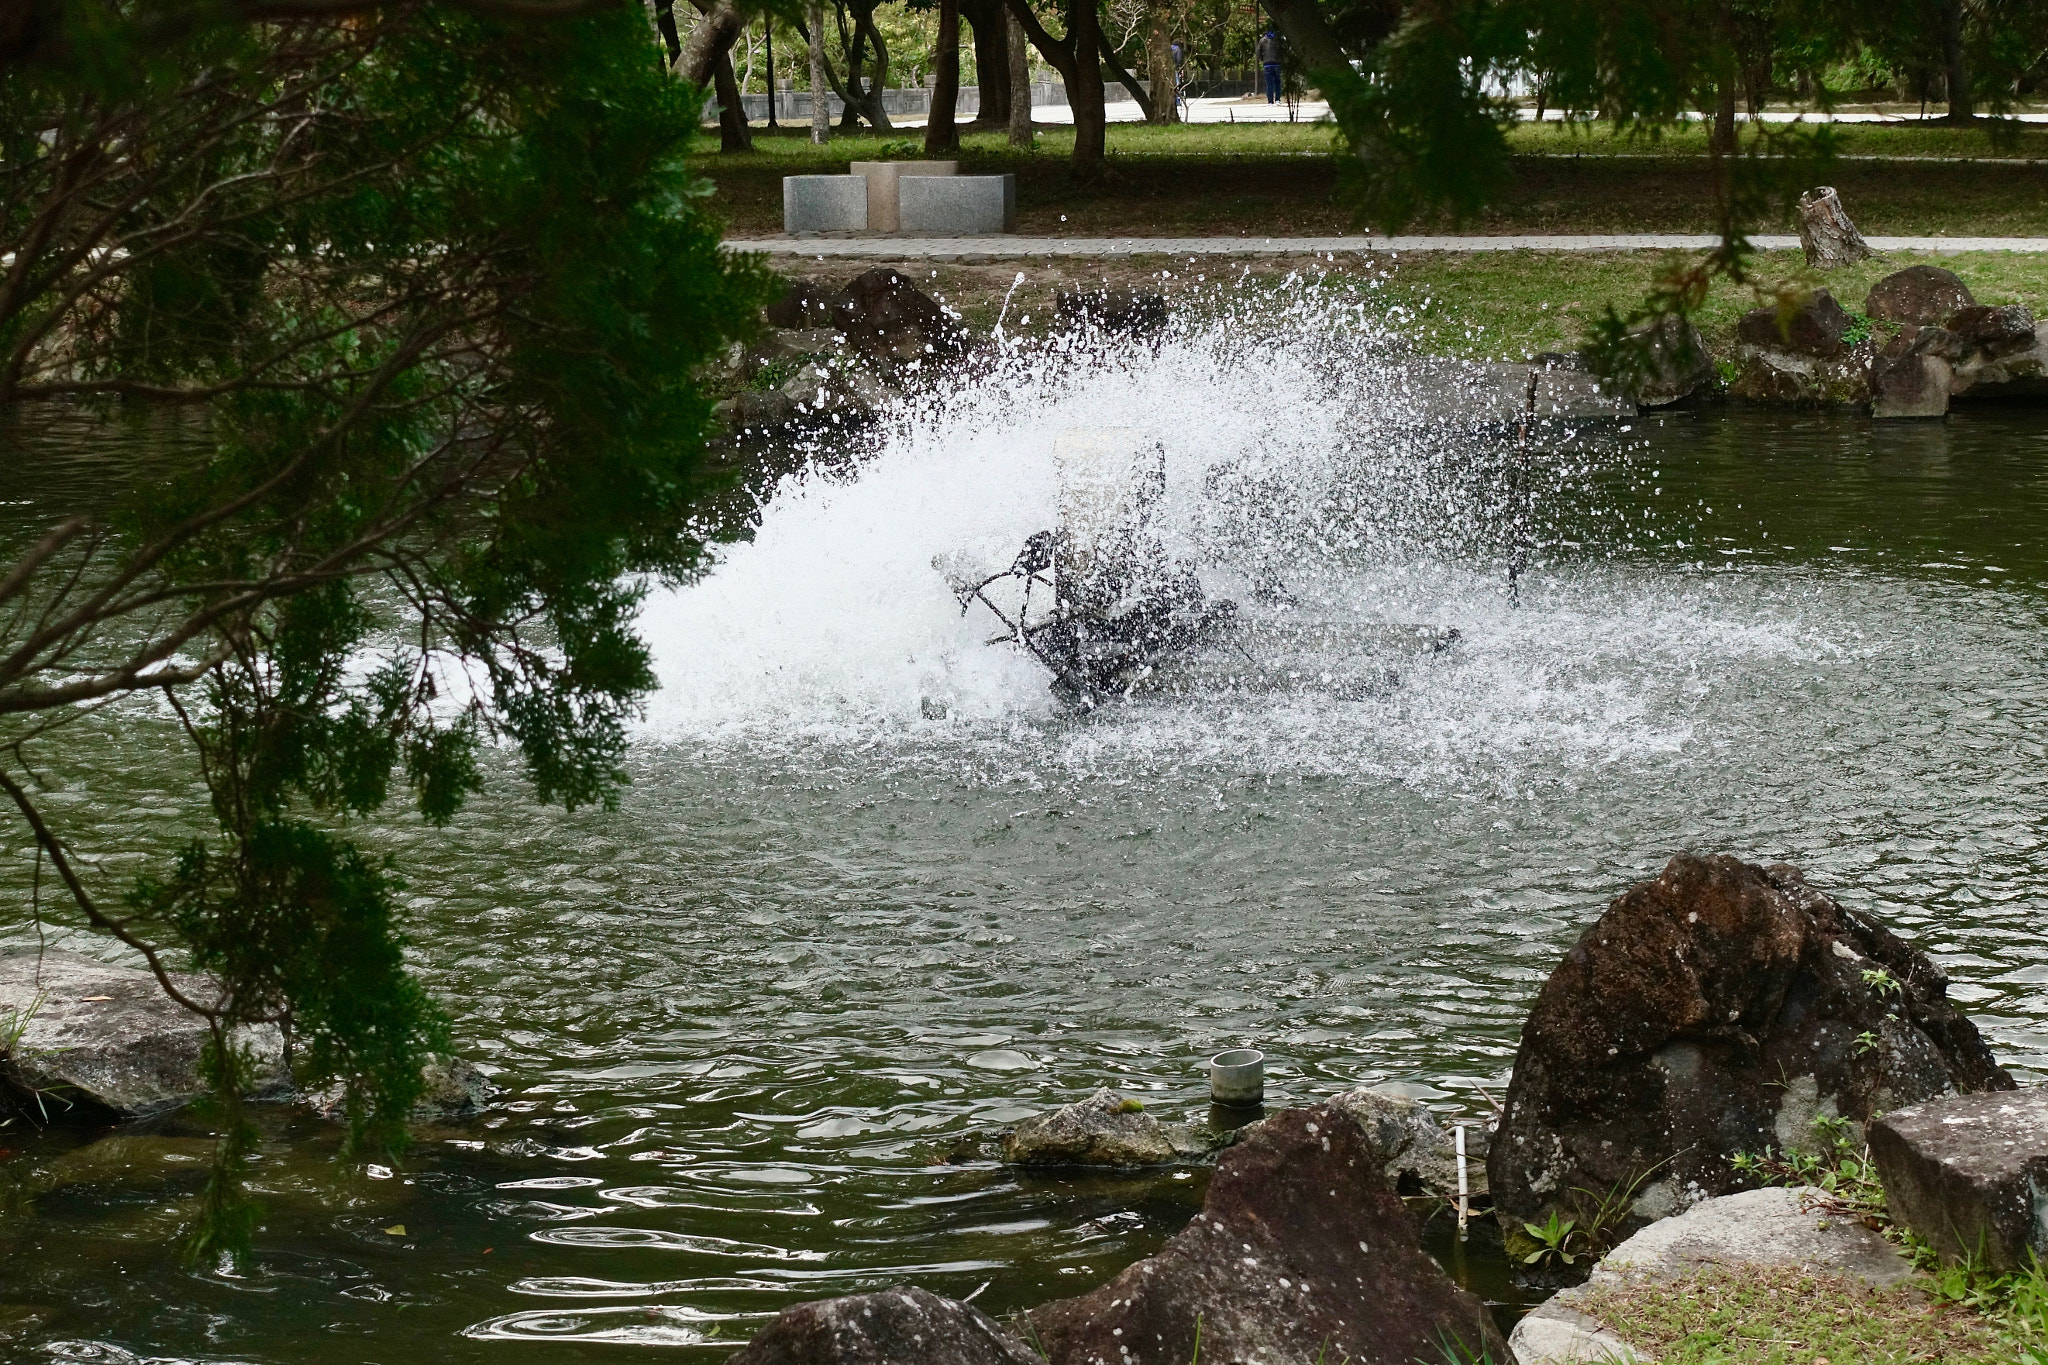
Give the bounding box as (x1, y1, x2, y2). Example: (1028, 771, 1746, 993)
(2, 319, 2046, 1363)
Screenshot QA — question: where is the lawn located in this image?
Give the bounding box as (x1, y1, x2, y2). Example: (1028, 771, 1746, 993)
(701, 119, 2048, 239)
(761, 248, 2048, 362)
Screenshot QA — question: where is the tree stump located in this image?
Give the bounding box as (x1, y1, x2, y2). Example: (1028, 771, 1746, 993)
(1797, 186, 1873, 268)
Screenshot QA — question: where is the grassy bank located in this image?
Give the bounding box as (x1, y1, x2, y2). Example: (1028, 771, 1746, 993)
(759, 248, 2048, 363)
(701, 123, 2048, 238)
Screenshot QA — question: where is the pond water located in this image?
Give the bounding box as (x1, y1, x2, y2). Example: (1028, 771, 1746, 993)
(3, 316, 2048, 1363)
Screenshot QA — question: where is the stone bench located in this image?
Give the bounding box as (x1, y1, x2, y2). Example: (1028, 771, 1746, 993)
(848, 160, 955, 233)
(782, 175, 868, 234)
(899, 173, 1017, 235)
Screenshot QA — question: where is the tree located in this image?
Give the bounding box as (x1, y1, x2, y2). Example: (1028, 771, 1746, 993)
(926, 0, 963, 151)
(0, 0, 767, 1258)
(1009, 0, 1110, 174)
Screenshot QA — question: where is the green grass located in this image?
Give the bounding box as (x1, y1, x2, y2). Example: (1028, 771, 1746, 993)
(1502, 118, 2048, 160)
(1341, 249, 2048, 359)
(701, 117, 2048, 237)
(765, 248, 2048, 366)
(1579, 1263, 2014, 1364)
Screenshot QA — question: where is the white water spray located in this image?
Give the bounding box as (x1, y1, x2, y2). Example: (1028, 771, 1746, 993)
(637, 286, 1834, 787)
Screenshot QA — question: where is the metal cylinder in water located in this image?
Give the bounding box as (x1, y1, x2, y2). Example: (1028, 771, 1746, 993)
(1208, 1047, 1265, 1105)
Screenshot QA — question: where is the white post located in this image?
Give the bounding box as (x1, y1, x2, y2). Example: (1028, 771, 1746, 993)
(1454, 1121, 1470, 1240)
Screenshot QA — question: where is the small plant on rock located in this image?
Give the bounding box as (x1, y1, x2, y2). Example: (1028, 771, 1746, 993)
(1730, 1113, 1884, 1220)
(1518, 1209, 1583, 1267)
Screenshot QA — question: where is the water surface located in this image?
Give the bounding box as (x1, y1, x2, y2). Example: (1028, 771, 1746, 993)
(2, 362, 2046, 1363)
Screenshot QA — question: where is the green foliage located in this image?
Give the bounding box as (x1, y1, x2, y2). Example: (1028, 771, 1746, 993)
(1, 0, 770, 1262)
(1861, 966, 1902, 996)
(1910, 1244, 2048, 1359)
(1518, 1209, 1582, 1266)
(1730, 1113, 1885, 1218)
(1841, 310, 1874, 348)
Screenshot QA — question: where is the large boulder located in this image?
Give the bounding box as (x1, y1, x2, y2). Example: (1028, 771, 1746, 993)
(728, 1286, 1039, 1365)
(1865, 265, 1975, 326)
(1735, 289, 1852, 358)
(1327, 1085, 1486, 1199)
(1870, 326, 1956, 420)
(1027, 1105, 1510, 1365)
(1615, 314, 1713, 407)
(829, 267, 963, 362)
(1945, 303, 2037, 356)
(1000, 1088, 1177, 1167)
(1509, 1185, 1918, 1365)
(1489, 854, 2012, 1237)
(1727, 344, 1872, 406)
(1869, 1086, 2048, 1273)
(0, 947, 288, 1119)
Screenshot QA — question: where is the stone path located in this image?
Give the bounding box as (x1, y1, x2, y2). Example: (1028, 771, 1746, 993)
(731, 233, 2048, 258)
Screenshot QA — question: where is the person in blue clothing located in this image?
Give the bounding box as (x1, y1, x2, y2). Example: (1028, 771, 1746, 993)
(1256, 29, 1281, 103)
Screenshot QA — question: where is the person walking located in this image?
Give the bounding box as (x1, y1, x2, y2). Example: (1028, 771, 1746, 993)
(1256, 29, 1281, 104)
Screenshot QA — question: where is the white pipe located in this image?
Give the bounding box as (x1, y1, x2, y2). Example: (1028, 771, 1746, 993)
(1454, 1121, 1469, 1240)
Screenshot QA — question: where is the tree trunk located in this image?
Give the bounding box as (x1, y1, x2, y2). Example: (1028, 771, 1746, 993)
(713, 49, 754, 151)
(649, 0, 682, 67)
(1100, 39, 1154, 119)
(1067, 0, 1105, 177)
(678, 0, 744, 85)
(961, 0, 1012, 128)
(1796, 186, 1873, 268)
(836, 3, 862, 129)
(926, 0, 960, 153)
(808, 0, 829, 142)
(1006, 0, 1104, 177)
(1708, 79, 1736, 159)
(1145, 5, 1177, 124)
(857, 5, 893, 128)
(1941, 0, 1974, 123)
(1007, 7, 1033, 146)
(1259, 0, 1347, 75)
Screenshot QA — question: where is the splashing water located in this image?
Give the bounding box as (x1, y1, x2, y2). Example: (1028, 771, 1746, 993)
(638, 288, 1836, 791)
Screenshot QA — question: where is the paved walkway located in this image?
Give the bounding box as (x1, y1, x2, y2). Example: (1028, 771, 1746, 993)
(731, 233, 2048, 258)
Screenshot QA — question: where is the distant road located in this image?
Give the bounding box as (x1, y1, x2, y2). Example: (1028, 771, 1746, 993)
(729, 234, 2048, 257)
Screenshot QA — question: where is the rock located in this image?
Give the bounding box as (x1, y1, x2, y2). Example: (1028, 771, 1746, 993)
(1489, 854, 2013, 1237)
(715, 388, 802, 433)
(1735, 289, 1852, 358)
(1000, 1088, 1176, 1167)
(1865, 265, 1976, 326)
(1945, 303, 2038, 356)
(1510, 1185, 1916, 1364)
(766, 281, 836, 329)
(1947, 314, 2048, 400)
(1508, 1302, 1643, 1364)
(1616, 314, 1713, 407)
(0, 947, 287, 1119)
(1727, 343, 1873, 406)
(304, 1053, 493, 1124)
(1054, 288, 1168, 338)
(828, 267, 963, 362)
(1026, 1105, 1510, 1365)
(1869, 1085, 2048, 1272)
(1596, 1185, 1918, 1286)
(728, 1285, 1039, 1365)
(1326, 1085, 1487, 1198)
(1870, 327, 1954, 419)
(1795, 186, 1873, 268)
